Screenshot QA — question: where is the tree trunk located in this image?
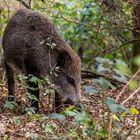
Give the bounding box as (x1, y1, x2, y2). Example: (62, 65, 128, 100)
(132, 0, 140, 71)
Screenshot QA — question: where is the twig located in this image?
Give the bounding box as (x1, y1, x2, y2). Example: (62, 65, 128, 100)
(59, 15, 97, 30)
(95, 15, 103, 39)
(81, 70, 125, 85)
(95, 38, 140, 57)
(3, 0, 10, 19)
(126, 124, 140, 138)
(108, 113, 113, 140)
(16, 0, 31, 9)
(131, 124, 140, 134)
(29, 0, 32, 9)
(121, 86, 140, 105)
(115, 68, 140, 102)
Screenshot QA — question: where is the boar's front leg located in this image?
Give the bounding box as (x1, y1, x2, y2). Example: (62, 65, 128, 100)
(4, 61, 15, 102)
(27, 77, 39, 112)
(55, 92, 63, 113)
(24, 58, 40, 113)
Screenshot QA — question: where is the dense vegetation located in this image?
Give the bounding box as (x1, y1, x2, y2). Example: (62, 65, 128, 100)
(0, 0, 139, 139)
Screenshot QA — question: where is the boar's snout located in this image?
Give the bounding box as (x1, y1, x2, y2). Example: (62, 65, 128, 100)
(63, 97, 82, 111)
(63, 98, 75, 106)
(62, 95, 81, 106)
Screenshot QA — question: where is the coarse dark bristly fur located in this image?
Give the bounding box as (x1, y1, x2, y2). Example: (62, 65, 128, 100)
(2, 9, 81, 113)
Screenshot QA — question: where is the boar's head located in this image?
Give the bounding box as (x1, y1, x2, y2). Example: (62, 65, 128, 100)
(52, 48, 81, 109)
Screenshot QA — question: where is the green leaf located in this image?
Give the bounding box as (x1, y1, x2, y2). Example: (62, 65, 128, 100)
(129, 80, 138, 90)
(112, 114, 120, 121)
(97, 128, 108, 138)
(84, 86, 99, 94)
(43, 124, 56, 134)
(115, 59, 131, 76)
(134, 55, 140, 66)
(26, 107, 36, 115)
(99, 78, 115, 90)
(65, 110, 78, 117)
(113, 69, 128, 83)
(13, 117, 21, 126)
(74, 112, 92, 124)
(30, 114, 47, 121)
(29, 76, 39, 83)
(28, 75, 43, 86)
(26, 132, 39, 140)
(4, 101, 15, 110)
(130, 107, 139, 115)
(50, 113, 65, 120)
(105, 97, 129, 113)
(27, 92, 38, 101)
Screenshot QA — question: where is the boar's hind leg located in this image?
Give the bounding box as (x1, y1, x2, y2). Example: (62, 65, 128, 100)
(4, 61, 15, 101)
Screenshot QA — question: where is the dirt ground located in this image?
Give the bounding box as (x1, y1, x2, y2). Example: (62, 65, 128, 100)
(0, 77, 139, 139)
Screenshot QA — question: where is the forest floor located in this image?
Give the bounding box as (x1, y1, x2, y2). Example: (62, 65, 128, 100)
(0, 77, 139, 140)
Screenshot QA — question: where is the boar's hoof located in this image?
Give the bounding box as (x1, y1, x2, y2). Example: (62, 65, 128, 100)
(8, 95, 15, 102)
(55, 97, 82, 112)
(75, 103, 82, 112)
(63, 98, 75, 106)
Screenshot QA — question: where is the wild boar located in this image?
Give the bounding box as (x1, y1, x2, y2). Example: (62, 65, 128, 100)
(2, 9, 81, 112)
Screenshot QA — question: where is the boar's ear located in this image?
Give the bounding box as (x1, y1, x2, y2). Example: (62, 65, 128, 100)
(77, 46, 83, 61)
(57, 51, 71, 67)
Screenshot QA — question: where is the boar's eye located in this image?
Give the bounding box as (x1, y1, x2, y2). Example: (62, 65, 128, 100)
(29, 25, 36, 31)
(67, 76, 75, 86)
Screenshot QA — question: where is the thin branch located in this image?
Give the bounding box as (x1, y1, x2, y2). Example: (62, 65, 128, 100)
(59, 15, 97, 30)
(121, 86, 140, 105)
(115, 68, 140, 102)
(81, 70, 125, 85)
(108, 113, 113, 140)
(95, 38, 140, 57)
(95, 15, 103, 39)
